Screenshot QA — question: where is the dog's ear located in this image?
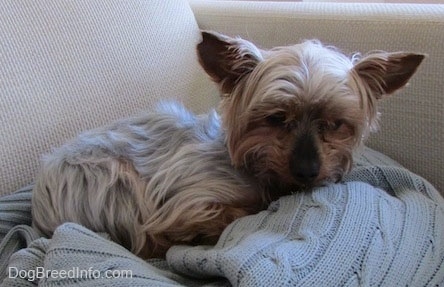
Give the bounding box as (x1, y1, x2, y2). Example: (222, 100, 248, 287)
(352, 52, 425, 99)
(197, 31, 263, 94)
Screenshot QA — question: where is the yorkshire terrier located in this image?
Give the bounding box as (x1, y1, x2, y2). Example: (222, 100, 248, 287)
(32, 31, 424, 258)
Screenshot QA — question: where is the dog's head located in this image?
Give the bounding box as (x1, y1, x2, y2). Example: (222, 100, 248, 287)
(197, 31, 424, 192)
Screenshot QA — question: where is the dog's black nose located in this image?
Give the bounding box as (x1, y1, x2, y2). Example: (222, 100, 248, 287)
(290, 132, 321, 183)
(292, 160, 320, 182)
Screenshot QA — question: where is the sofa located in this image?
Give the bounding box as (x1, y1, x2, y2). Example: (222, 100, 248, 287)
(0, 0, 443, 286)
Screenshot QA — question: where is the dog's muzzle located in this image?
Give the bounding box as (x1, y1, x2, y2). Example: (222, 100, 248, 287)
(290, 132, 320, 184)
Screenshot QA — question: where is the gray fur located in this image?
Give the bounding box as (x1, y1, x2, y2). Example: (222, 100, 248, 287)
(32, 102, 264, 258)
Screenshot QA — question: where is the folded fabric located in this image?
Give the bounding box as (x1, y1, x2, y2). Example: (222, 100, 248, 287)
(168, 166, 444, 286)
(0, 185, 33, 243)
(0, 185, 38, 284)
(0, 148, 443, 286)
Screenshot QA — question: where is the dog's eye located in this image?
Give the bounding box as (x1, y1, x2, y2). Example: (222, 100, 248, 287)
(331, 120, 343, 131)
(333, 120, 344, 131)
(318, 120, 343, 132)
(266, 112, 287, 126)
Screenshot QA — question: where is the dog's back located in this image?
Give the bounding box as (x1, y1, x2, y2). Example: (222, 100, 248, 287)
(32, 102, 264, 258)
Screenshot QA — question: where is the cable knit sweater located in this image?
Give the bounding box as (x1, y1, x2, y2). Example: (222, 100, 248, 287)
(0, 148, 443, 286)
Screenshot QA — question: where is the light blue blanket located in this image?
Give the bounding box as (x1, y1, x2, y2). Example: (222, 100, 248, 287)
(1, 148, 443, 286)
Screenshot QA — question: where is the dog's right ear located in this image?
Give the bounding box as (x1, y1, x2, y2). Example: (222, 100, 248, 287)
(197, 31, 263, 94)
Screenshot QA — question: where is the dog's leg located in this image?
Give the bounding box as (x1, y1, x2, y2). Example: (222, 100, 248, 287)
(136, 142, 265, 253)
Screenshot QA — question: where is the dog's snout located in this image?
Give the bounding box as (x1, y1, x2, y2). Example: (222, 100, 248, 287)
(290, 133, 320, 183)
(293, 160, 320, 182)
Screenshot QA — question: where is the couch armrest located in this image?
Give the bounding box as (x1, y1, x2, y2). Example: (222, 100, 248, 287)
(190, 0, 444, 192)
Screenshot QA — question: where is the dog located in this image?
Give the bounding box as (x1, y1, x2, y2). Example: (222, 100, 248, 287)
(32, 31, 424, 258)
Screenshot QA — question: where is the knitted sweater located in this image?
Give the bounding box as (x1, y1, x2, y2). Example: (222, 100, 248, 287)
(0, 148, 443, 286)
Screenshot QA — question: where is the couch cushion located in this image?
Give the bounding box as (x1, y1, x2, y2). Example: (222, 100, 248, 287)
(0, 0, 218, 195)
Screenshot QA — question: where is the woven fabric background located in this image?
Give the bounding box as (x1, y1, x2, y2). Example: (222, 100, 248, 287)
(1, 1, 443, 195)
(190, 1, 444, 193)
(0, 0, 218, 196)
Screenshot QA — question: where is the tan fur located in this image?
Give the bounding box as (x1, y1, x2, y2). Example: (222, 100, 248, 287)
(32, 31, 424, 259)
(199, 31, 424, 192)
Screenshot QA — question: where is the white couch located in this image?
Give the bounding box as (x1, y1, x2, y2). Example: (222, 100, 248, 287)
(0, 1, 443, 286)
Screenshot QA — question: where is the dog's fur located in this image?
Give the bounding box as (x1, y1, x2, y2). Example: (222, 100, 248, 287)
(32, 31, 424, 258)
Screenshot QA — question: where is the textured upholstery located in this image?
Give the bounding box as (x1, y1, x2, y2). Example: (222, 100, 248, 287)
(0, 0, 218, 195)
(0, 2, 443, 285)
(190, 0, 444, 193)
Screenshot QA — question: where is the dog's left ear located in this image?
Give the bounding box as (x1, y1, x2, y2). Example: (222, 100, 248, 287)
(197, 31, 263, 94)
(352, 52, 425, 98)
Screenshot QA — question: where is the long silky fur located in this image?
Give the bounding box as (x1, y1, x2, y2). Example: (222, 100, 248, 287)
(33, 31, 424, 259)
(32, 102, 265, 258)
